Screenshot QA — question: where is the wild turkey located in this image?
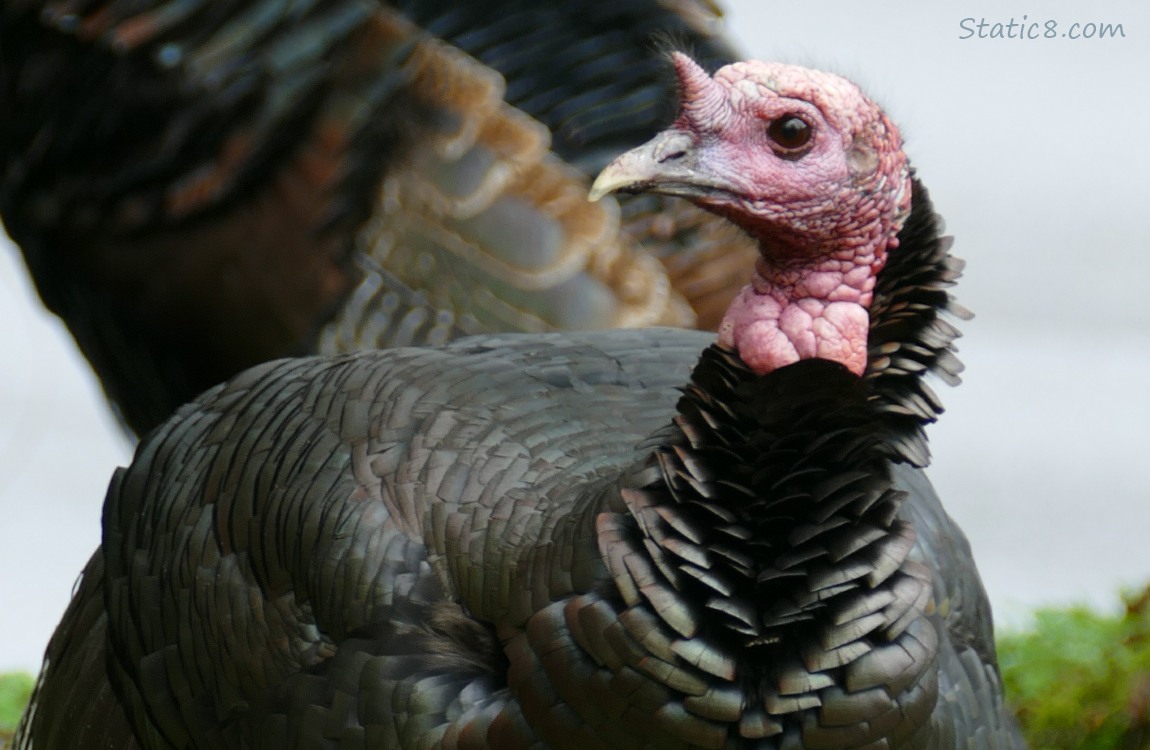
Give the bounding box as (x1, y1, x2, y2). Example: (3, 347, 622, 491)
(15, 54, 1024, 748)
(0, 0, 755, 436)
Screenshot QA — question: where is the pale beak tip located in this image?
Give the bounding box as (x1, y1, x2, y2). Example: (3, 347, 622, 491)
(587, 171, 618, 203)
(588, 153, 646, 203)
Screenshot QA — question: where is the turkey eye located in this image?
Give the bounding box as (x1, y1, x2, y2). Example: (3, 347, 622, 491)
(767, 115, 812, 153)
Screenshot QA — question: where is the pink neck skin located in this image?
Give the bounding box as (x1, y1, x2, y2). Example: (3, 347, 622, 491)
(662, 54, 911, 378)
(717, 238, 892, 376)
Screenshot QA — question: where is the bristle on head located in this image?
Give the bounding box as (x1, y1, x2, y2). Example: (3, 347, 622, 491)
(670, 52, 729, 130)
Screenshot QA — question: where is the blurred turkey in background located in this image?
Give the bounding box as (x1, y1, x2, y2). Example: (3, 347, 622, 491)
(1, 0, 1149, 674)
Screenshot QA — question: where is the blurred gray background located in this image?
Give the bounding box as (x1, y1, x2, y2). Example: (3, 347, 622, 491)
(2, 0, 1148, 673)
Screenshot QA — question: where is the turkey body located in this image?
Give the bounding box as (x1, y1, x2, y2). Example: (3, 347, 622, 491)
(0, 0, 751, 435)
(96, 333, 1015, 749)
(14, 179, 1026, 748)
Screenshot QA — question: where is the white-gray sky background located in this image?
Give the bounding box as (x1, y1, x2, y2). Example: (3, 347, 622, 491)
(2, 0, 1148, 672)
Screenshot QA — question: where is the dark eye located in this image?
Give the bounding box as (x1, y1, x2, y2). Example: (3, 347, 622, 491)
(767, 115, 812, 154)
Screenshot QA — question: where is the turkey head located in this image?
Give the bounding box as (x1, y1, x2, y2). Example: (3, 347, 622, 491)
(592, 53, 911, 377)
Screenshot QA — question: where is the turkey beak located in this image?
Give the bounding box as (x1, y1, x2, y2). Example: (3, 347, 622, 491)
(589, 129, 722, 202)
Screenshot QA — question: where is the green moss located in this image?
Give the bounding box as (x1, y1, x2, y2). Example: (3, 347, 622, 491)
(998, 587, 1150, 750)
(0, 671, 34, 739)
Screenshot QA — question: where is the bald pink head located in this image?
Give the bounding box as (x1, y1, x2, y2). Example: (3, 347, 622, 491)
(592, 54, 912, 376)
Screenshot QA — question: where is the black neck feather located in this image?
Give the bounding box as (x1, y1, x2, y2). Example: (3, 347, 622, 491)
(621, 349, 924, 653)
(603, 346, 938, 743)
(864, 174, 969, 467)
